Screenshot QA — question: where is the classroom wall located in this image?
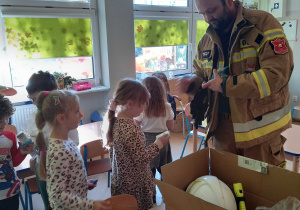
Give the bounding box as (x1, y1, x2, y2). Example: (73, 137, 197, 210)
(79, 0, 136, 123)
(285, 0, 300, 119)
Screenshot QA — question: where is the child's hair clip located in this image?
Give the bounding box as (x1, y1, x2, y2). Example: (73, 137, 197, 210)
(44, 91, 49, 96)
(53, 96, 60, 106)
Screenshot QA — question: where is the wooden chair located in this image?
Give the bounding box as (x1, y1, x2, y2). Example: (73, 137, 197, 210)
(180, 103, 207, 158)
(80, 140, 111, 187)
(25, 177, 39, 210)
(4, 124, 17, 134)
(169, 78, 190, 138)
(106, 194, 138, 210)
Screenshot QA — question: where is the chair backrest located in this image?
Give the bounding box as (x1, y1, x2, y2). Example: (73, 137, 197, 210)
(107, 194, 138, 210)
(91, 110, 103, 122)
(184, 103, 207, 132)
(80, 139, 108, 160)
(4, 124, 17, 134)
(292, 106, 300, 117)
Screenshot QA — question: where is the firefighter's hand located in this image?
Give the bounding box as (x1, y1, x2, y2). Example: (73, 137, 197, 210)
(202, 69, 223, 93)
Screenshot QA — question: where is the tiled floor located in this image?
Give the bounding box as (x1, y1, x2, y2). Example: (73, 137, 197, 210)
(18, 130, 298, 210)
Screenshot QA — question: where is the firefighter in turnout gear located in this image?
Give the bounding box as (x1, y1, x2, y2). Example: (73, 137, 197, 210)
(177, 0, 293, 167)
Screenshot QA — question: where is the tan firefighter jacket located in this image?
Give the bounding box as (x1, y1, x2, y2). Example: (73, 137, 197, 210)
(192, 1, 294, 148)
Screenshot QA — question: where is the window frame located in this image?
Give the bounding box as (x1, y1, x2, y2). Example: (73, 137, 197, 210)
(192, 13, 206, 62)
(0, 0, 96, 9)
(0, 6, 101, 87)
(133, 0, 193, 13)
(134, 10, 193, 77)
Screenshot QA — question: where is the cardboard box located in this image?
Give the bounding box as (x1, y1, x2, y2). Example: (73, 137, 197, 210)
(156, 148, 300, 210)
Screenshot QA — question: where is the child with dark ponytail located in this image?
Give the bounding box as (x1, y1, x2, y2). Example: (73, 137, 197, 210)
(35, 90, 111, 210)
(105, 78, 170, 210)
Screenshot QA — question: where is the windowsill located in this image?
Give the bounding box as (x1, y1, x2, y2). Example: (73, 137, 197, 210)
(68, 85, 110, 95)
(136, 71, 190, 80)
(11, 85, 110, 106)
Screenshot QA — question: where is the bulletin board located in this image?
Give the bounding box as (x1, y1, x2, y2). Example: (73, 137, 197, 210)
(279, 20, 297, 41)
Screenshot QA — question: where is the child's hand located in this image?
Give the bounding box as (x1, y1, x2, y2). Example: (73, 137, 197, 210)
(93, 200, 112, 210)
(87, 179, 97, 190)
(158, 134, 170, 146)
(19, 142, 34, 156)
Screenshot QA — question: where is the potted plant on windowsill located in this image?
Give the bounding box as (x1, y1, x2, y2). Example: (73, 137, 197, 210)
(53, 72, 77, 90)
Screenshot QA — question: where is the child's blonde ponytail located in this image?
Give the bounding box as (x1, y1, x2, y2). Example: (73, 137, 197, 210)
(35, 91, 48, 180)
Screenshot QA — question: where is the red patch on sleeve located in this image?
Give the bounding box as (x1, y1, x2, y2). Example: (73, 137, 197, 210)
(271, 38, 288, 54)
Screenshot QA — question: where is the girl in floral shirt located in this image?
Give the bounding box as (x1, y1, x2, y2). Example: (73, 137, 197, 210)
(35, 90, 111, 210)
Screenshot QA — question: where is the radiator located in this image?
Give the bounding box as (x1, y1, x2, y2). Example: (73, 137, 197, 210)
(11, 104, 37, 133)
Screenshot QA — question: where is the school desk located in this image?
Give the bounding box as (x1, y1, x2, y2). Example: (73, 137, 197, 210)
(15, 121, 103, 175)
(282, 124, 300, 173)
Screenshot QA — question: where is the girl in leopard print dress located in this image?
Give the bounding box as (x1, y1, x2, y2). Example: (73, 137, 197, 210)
(35, 90, 111, 210)
(135, 77, 174, 204)
(106, 79, 170, 210)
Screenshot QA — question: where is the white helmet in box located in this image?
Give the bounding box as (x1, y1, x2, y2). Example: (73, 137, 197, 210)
(186, 175, 237, 210)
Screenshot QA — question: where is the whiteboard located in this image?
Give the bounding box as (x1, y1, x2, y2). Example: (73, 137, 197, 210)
(279, 20, 297, 41)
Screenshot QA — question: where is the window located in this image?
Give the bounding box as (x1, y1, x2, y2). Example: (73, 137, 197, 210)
(134, 0, 188, 7)
(0, 0, 95, 9)
(134, 0, 208, 78)
(0, 2, 101, 103)
(135, 19, 189, 75)
(134, 0, 192, 12)
(4, 17, 94, 86)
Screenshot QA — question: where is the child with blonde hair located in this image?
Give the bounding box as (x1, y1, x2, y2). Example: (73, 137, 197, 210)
(106, 78, 169, 210)
(35, 90, 111, 210)
(26, 70, 80, 210)
(135, 76, 174, 204)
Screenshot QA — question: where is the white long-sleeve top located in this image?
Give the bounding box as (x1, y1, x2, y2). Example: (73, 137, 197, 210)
(46, 138, 93, 210)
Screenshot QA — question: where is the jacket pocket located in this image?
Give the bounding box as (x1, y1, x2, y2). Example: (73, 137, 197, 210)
(270, 135, 286, 156)
(249, 90, 286, 119)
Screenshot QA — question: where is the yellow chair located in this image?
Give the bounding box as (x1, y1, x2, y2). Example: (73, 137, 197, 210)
(80, 140, 111, 187)
(180, 103, 207, 158)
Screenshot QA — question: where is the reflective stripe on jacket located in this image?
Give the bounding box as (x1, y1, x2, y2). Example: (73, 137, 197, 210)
(193, 1, 294, 148)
